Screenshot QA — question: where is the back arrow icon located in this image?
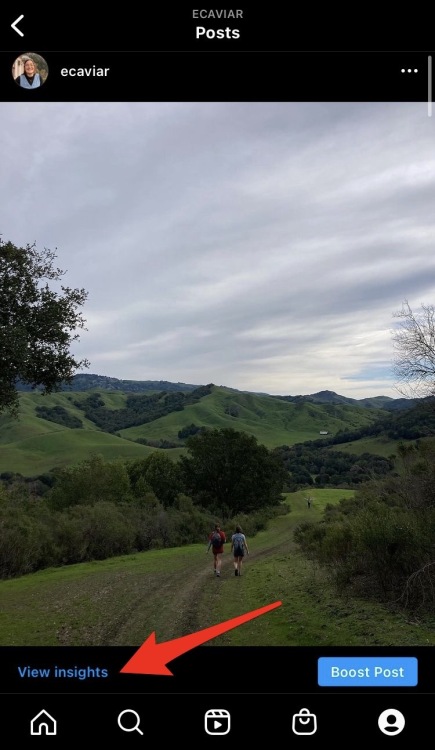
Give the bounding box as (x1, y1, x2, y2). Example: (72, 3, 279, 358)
(11, 15, 24, 37)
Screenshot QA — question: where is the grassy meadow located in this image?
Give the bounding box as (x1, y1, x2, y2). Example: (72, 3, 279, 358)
(1, 489, 434, 648)
(327, 436, 400, 458)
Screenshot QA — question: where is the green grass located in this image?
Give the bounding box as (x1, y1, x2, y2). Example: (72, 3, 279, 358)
(0, 429, 172, 475)
(328, 435, 434, 460)
(328, 436, 400, 458)
(1, 489, 434, 647)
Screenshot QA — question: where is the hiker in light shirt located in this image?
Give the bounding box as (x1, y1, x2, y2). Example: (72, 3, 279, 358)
(231, 525, 249, 576)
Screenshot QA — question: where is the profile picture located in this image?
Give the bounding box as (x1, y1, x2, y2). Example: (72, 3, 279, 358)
(12, 52, 48, 89)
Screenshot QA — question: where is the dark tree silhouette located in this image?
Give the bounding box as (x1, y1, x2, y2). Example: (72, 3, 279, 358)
(0, 238, 89, 416)
(180, 427, 287, 514)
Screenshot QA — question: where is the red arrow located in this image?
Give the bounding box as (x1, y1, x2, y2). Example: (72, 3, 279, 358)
(120, 600, 282, 675)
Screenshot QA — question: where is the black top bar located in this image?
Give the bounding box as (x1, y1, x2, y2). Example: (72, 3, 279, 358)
(0, 9, 432, 101)
(0, 7, 431, 52)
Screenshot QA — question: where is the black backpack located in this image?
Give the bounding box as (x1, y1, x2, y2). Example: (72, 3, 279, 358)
(211, 531, 222, 549)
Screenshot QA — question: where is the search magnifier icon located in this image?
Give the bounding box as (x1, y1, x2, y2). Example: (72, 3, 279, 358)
(117, 709, 144, 735)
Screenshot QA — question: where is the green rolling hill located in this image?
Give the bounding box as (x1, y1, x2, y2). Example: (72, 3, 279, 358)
(119, 387, 384, 447)
(0, 428, 169, 475)
(0, 385, 388, 476)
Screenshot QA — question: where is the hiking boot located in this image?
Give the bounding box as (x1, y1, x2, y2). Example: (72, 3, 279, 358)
(235, 570, 238, 576)
(216, 571, 220, 576)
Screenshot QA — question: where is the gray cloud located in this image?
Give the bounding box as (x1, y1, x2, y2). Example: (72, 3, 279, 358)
(1, 102, 434, 398)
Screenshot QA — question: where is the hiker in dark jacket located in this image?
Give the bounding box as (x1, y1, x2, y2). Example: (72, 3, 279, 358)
(207, 523, 226, 576)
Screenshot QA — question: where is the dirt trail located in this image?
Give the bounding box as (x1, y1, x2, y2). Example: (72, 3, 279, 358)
(174, 545, 284, 636)
(51, 539, 290, 646)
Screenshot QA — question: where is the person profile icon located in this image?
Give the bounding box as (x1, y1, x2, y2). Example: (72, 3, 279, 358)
(12, 53, 48, 89)
(378, 708, 405, 736)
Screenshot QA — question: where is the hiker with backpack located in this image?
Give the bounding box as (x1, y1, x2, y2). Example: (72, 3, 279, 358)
(231, 525, 249, 576)
(207, 524, 226, 576)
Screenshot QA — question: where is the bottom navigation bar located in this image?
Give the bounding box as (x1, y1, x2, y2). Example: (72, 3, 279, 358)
(2, 694, 429, 741)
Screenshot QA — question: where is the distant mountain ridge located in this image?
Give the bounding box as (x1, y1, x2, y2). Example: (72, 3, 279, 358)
(16, 374, 416, 411)
(274, 389, 416, 412)
(16, 373, 200, 394)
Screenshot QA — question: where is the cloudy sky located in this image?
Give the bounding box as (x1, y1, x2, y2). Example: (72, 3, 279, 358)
(1, 101, 434, 398)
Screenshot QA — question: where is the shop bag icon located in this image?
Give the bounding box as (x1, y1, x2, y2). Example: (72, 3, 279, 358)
(292, 707, 317, 735)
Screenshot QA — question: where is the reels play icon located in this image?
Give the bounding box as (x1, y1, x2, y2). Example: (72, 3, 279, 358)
(205, 709, 231, 735)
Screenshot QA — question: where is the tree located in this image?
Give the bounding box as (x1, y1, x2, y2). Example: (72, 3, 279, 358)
(0, 238, 89, 416)
(47, 454, 132, 510)
(127, 453, 183, 506)
(179, 427, 287, 515)
(392, 300, 435, 399)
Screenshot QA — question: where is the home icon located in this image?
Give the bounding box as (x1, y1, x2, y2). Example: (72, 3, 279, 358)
(30, 709, 57, 735)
